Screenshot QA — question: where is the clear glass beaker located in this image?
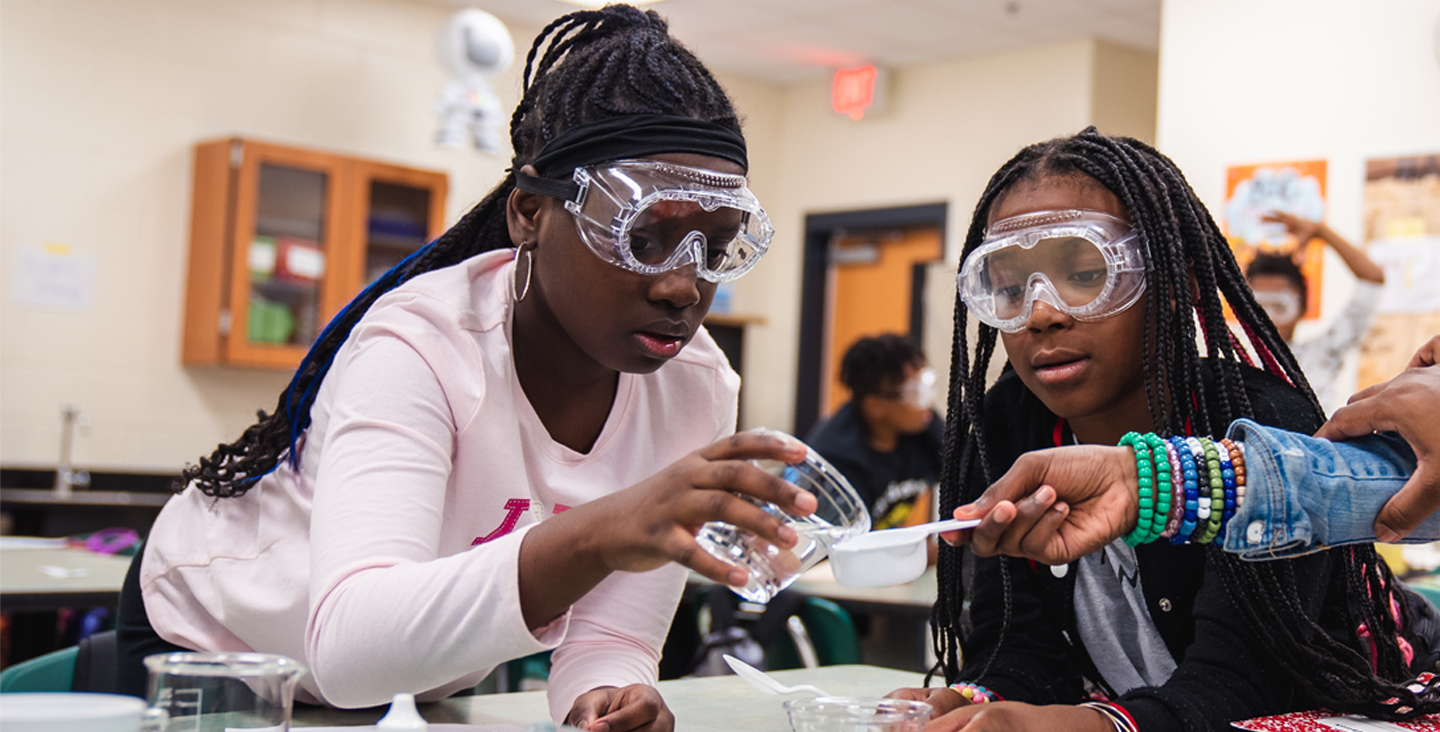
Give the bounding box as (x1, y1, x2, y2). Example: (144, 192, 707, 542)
(694, 429, 871, 603)
(144, 652, 306, 731)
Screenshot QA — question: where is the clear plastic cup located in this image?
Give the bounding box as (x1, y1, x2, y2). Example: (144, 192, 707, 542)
(145, 652, 306, 731)
(784, 697, 934, 732)
(695, 429, 871, 603)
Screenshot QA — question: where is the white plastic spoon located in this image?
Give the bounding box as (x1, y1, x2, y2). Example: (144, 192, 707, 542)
(828, 518, 982, 589)
(723, 654, 831, 696)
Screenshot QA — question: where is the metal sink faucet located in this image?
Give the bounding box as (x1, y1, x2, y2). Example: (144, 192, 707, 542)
(54, 403, 90, 498)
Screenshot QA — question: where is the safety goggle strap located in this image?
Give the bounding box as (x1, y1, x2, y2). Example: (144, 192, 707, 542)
(514, 170, 581, 202)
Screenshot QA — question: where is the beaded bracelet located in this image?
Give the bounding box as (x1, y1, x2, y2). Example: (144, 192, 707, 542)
(1161, 441, 1185, 539)
(1141, 434, 1172, 541)
(1195, 437, 1225, 544)
(1215, 440, 1237, 541)
(950, 681, 1000, 704)
(1170, 436, 1200, 544)
(1079, 701, 1138, 732)
(1224, 438, 1248, 511)
(1119, 432, 1157, 546)
(1119, 433, 1256, 546)
(1184, 437, 1210, 537)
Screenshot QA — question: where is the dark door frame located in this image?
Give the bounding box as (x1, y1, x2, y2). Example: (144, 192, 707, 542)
(794, 202, 948, 438)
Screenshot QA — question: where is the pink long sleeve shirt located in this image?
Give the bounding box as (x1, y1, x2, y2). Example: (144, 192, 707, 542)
(141, 249, 739, 718)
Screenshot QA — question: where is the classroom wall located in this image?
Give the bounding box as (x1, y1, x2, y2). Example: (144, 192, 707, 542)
(0, 0, 540, 470)
(0, 0, 1156, 471)
(1156, 0, 1440, 404)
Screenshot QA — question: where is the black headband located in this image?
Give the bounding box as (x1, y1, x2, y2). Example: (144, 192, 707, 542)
(530, 114, 747, 179)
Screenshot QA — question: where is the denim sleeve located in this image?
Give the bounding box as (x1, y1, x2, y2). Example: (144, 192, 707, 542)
(1222, 418, 1440, 560)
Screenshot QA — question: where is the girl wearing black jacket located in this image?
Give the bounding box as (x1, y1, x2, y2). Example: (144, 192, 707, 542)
(890, 129, 1437, 731)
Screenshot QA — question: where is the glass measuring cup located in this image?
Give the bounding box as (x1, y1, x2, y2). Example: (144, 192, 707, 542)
(695, 429, 871, 603)
(144, 652, 306, 731)
(784, 697, 933, 732)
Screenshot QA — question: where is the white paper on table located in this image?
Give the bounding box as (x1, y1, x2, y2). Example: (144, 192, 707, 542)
(1316, 715, 1410, 731)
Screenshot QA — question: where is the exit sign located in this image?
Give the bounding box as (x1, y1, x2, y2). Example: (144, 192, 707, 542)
(832, 65, 885, 121)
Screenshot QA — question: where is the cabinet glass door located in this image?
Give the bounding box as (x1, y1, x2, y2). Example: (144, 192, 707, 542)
(364, 181, 432, 286)
(249, 164, 328, 347)
(226, 143, 344, 369)
(346, 161, 448, 296)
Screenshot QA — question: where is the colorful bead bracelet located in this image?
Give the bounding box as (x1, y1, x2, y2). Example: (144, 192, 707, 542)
(1119, 432, 1247, 547)
(949, 681, 1000, 703)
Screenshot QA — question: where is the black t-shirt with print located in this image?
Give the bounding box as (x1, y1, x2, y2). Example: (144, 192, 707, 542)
(806, 401, 943, 529)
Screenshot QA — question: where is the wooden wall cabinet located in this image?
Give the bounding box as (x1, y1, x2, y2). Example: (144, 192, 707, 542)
(182, 138, 448, 369)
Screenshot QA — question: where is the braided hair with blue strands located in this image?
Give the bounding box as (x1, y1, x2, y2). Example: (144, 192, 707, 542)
(180, 4, 743, 498)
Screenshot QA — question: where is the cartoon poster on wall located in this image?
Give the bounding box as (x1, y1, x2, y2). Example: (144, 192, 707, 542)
(1357, 154, 1440, 390)
(1223, 160, 1328, 320)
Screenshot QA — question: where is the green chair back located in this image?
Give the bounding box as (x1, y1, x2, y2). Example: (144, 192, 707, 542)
(765, 596, 862, 670)
(1413, 584, 1440, 611)
(0, 646, 78, 692)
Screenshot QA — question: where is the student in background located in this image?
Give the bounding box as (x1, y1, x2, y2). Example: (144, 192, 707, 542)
(1247, 210, 1385, 413)
(807, 334, 943, 532)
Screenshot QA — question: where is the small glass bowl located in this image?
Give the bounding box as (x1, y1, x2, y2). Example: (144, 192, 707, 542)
(694, 429, 871, 603)
(784, 697, 934, 732)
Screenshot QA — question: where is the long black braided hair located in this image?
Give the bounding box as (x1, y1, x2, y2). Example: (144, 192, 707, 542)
(181, 4, 742, 498)
(931, 128, 1440, 720)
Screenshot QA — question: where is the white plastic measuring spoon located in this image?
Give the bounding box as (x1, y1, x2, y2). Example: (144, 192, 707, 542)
(723, 654, 831, 696)
(828, 518, 981, 589)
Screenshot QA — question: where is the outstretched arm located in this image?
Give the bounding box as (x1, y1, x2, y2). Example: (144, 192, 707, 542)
(1263, 210, 1384, 283)
(946, 446, 1138, 564)
(1316, 334, 1440, 540)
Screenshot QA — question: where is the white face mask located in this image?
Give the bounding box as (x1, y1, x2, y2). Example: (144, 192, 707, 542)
(1253, 289, 1302, 325)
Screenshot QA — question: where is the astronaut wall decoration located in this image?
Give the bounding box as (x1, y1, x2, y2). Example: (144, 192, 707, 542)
(434, 9, 513, 153)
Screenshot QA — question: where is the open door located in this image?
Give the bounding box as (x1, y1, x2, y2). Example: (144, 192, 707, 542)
(824, 228, 943, 414)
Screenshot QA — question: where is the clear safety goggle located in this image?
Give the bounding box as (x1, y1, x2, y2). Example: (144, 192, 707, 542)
(529, 160, 773, 283)
(958, 210, 1148, 333)
(892, 367, 937, 410)
(1253, 289, 1302, 325)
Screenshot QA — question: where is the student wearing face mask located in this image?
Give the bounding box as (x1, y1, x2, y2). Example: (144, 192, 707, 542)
(806, 335, 944, 533)
(1246, 211, 1385, 414)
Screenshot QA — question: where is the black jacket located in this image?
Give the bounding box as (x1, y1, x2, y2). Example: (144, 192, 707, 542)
(959, 363, 1353, 732)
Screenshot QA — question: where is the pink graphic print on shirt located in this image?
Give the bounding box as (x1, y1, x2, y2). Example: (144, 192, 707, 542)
(470, 499, 575, 545)
(472, 499, 530, 546)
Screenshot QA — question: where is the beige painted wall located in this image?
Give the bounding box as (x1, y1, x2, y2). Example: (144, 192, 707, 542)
(0, 0, 538, 470)
(1156, 0, 1440, 407)
(0, 0, 1156, 471)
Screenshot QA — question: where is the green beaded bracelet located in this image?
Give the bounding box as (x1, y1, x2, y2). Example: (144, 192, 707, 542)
(1141, 433, 1172, 541)
(1194, 437, 1225, 544)
(1120, 432, 1156, 546)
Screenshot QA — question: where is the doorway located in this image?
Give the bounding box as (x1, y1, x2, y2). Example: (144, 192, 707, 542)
(795, 203, 947, 437)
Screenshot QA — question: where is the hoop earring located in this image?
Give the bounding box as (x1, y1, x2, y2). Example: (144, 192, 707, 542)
(512, 242, 534, 303)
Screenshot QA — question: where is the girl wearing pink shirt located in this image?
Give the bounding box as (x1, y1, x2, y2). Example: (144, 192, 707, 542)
(118, 7, 809, 731)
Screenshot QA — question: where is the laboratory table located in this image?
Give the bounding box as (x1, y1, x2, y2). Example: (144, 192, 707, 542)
(0, 544, 133, 612)
(294, 664, 928, 731)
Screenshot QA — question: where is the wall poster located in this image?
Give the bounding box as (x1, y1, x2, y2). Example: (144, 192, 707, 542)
(1223, 160, 1328, 320)
(1358, 154, 1440, 389)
